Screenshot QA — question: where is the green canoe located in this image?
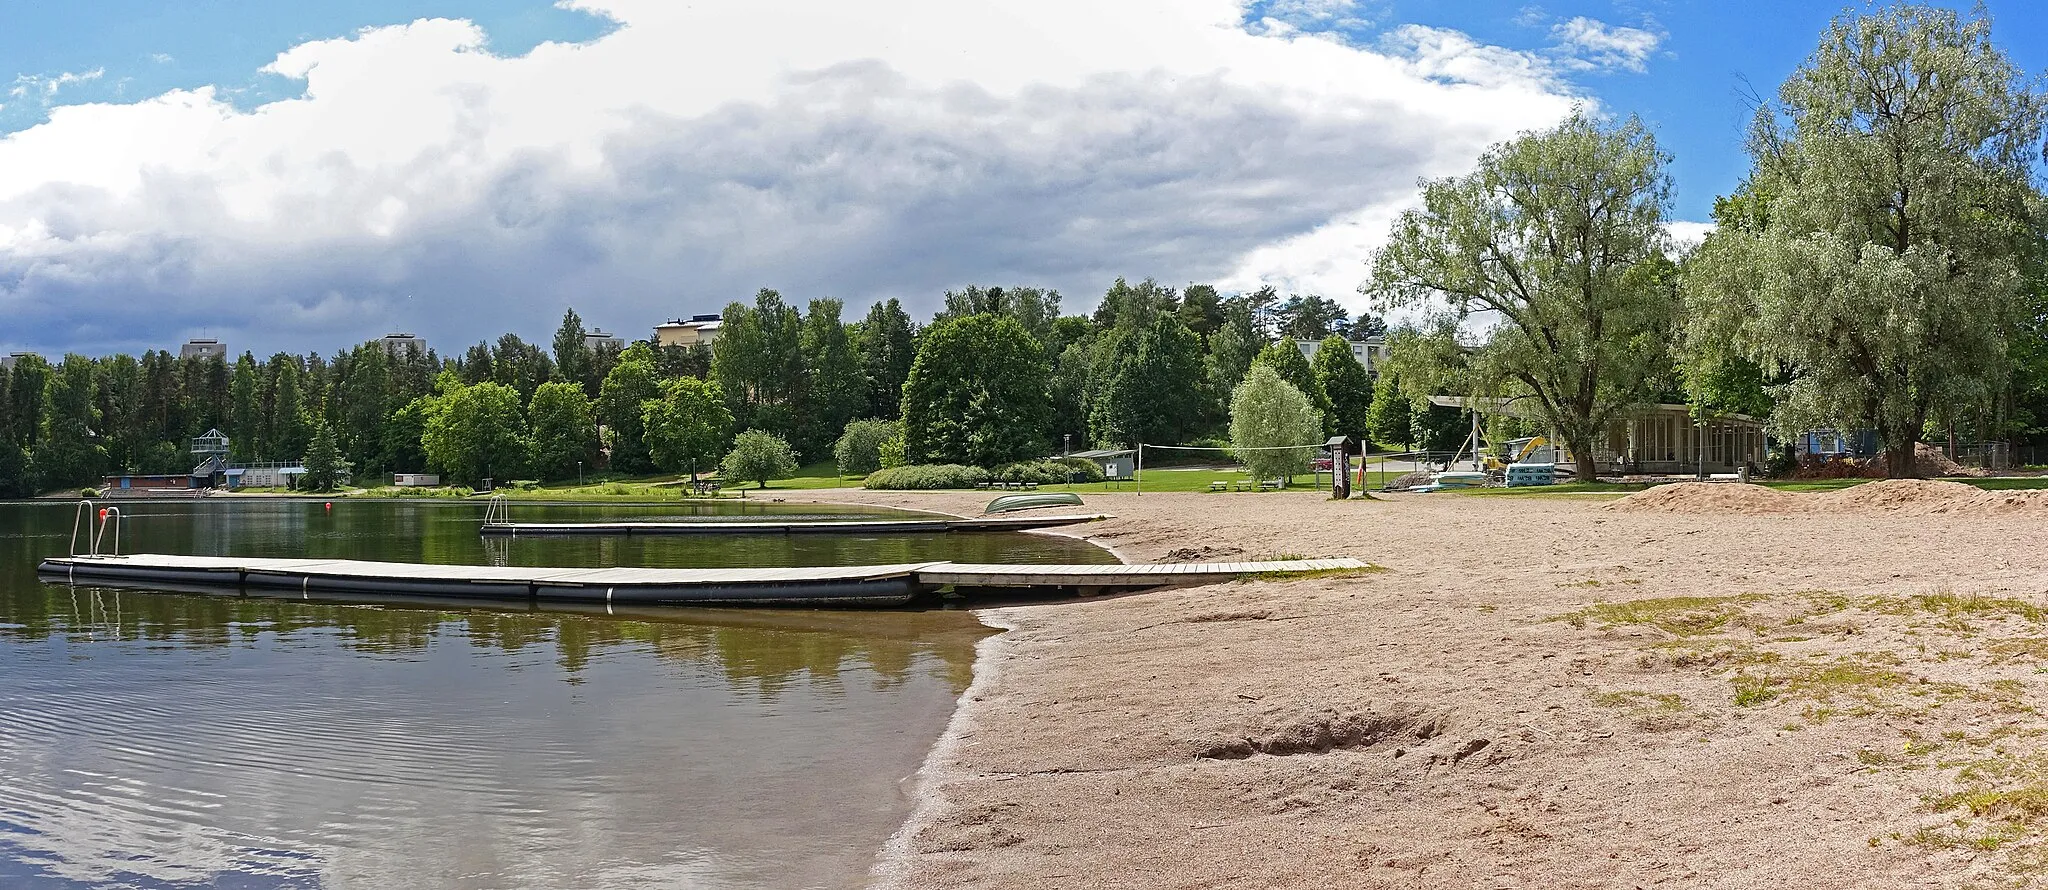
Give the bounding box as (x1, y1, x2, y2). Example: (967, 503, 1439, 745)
(984, 492, 1085, 515)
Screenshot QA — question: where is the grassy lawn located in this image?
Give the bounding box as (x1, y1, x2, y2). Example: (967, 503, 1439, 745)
(1454, 481, 1643, 496)
(1037, 468, 1330, 494)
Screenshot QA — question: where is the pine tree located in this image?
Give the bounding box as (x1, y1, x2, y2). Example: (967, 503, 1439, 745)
(302, 419, 349, 491)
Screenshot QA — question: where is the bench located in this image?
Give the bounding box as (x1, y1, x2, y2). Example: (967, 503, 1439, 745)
(1209, 481, 1229, 492)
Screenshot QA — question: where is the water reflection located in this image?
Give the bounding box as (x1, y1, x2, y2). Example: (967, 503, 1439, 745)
(0, 499, 1101, 889)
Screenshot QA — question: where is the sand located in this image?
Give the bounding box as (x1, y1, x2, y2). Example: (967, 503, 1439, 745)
(1609, 478, 2048, 517)
(776, 486, 2048, 888)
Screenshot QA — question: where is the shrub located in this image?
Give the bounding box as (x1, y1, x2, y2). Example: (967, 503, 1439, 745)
(79, 487, 101, 498)
(721, 429, 800, 488)
(992, 459, 1096, 484)
(879, 432, 908, 469)
(863, 464, 991, 490)
(1055, 456, 1107, 483)
(834, 419, 899, 477)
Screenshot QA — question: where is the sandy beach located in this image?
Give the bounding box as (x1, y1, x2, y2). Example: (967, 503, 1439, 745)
(775, 482, 2048, 888)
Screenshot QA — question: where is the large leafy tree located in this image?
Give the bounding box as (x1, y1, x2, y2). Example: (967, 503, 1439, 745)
(490, 333, 554, 406)
(798, 298, 866, 458)
(1229, 365, 1323, 483)
(422, 380, 530, 485)
(0, 366, 25, 496)
(38, 355, 104, 487)
(1092, 278, 1179, 331)
(1364, 370, 1413, 452)
(264, 354, 312, 462)
(1208, 295, 1263, 399)
(528, 381, 601, 482)
(1087, 316, 1209, 447)
(1368, 111, 1679, 481)
(551, 307, 595, 396)
(711, 289, 806, 440)
(1178, 284, 1225, 340)
(854, 299, 917, 419)
(1311, 336, 1374, 442)
(901, 314, 1051, 467)
(935, 286, 1060, 344)
(1686, 5, 2044, 477)
(1252, 342, 1330, 422)
(596, 344, 663, 474)
(642, 377, 733, 480)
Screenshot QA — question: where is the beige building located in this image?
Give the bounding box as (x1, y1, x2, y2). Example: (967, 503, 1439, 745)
(653, 315, 722, 349)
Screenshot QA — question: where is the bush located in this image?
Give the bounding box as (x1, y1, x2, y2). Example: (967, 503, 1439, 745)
(834, 419, 899, 477)
(79, 487, 101, 498)
(1055, 456, 1107, 483)
(993, 459, 1097, 484)
(863, 464, 991, 490)
(879, 431, 908, 469)
(721, 429, 800, 488)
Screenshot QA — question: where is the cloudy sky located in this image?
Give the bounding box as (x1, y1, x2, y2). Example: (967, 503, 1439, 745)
(2, 0, 2043, 358)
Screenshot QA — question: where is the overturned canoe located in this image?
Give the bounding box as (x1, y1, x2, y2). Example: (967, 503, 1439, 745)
(984, 492, 1085, 515)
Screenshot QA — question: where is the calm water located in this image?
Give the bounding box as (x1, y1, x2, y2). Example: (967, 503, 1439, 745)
(0, 499, 1113, 889)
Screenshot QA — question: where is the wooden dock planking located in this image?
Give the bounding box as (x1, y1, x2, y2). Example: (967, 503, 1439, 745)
(36, 555, 1371, 607)
(476, 514, 1112, 536)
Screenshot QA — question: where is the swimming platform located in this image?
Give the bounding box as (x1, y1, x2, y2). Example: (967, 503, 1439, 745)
(37, 554, 1369, 607)
(475, 513, 1112, 536)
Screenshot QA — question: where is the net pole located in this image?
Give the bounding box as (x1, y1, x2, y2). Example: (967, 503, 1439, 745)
(1136, 443, 1143, 496)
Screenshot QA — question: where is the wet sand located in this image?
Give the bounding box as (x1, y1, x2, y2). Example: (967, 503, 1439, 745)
(783, 486, 2048, 889)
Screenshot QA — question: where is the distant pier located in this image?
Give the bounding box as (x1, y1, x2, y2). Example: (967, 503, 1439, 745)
(476, 513, 1113, 537)
(37, 554, 1367, 607)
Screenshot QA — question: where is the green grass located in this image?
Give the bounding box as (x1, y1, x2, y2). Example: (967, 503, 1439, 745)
(1035, 468, 1328, 494)
(1454, 481, 1643, 496)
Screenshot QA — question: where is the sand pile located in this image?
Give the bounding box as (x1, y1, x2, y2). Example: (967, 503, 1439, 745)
(1914, 442, 1988, 478)
(1818, 478, 1981, 513)
(1602, 482, 1805, 514)
(1609, 477, 2048, 517)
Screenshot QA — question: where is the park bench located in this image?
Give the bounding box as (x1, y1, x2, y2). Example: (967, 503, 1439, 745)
(1209, 481, 1229, 492)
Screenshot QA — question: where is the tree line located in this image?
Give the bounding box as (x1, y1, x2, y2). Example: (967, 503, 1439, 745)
(0, 280, 1386, 494)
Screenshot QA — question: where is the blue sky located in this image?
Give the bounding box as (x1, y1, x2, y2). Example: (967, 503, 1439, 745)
(1, 0, 2044, 356)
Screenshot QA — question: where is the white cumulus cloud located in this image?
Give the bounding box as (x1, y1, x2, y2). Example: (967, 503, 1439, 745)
(0, 0, 1583, 356)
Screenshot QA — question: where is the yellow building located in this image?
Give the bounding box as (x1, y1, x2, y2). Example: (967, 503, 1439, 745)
(653, 314, 722, 349)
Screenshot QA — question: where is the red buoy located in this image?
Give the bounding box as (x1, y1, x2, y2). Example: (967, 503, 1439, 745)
(324, 502, 333, 511)
(97, 508, 107, 519)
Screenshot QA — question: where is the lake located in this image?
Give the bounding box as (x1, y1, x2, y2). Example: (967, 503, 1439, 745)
(0, 498, 1113, 889)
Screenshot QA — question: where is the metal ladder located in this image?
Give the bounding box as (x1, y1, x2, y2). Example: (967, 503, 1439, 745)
(68, 499, 123, 557)
(482, 494, 510, 527)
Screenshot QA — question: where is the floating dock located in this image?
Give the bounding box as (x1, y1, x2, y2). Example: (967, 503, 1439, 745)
(36, 554, 1367, 607)
(476, 513, 1112, 537)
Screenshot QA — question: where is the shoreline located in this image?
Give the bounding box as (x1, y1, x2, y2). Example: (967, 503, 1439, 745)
(788, 485, 2048, 888)
(871, 609, 1022, 890)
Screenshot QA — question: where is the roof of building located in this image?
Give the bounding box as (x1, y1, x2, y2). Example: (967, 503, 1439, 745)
(1426, 395, 1762, 424)
(1069, 449, 1134, 459)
